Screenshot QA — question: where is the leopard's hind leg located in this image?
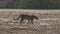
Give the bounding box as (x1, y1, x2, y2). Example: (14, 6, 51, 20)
(20, 18, 24, 24)
(31, 19, 33, 24)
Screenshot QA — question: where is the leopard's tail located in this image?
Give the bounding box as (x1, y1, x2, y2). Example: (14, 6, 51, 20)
(13, 15, 21, 20)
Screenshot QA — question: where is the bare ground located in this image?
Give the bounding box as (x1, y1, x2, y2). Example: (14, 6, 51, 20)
(0, 10, 60, 34)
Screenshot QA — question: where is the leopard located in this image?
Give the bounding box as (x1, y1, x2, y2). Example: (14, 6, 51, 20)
(13, 14, 38, 24)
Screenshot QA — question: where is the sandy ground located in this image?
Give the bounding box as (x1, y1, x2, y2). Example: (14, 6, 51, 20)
(0, 10, 60, 34)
